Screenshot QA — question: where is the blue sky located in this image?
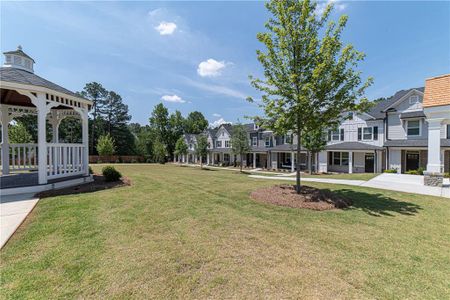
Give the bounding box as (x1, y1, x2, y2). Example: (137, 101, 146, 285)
(1, 1, 449, 126)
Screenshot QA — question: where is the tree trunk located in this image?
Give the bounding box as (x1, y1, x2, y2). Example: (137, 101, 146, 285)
(308, 151, 312, 174)
(296, 116, 302, 194)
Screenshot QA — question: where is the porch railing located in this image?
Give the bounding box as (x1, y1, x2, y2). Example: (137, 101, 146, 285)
(47, 143, 85, 180)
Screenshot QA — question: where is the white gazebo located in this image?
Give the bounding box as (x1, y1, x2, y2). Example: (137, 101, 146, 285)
(0, 46, 92, 193)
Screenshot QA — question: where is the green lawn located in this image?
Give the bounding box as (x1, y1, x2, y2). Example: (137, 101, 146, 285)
(302, 172, 380, 181)
(1, 164, 449, 299)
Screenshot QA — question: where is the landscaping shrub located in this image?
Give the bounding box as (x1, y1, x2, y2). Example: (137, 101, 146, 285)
(89, 166, 93, 174)
(102, 166, 122, 182)
(384, 169, 397, 173)
(405, 168, 425, 175)
(417, 167, 425, 175)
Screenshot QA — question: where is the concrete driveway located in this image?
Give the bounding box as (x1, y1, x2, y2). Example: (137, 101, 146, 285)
(362, 173, 450, 198)
(0, 193, 39, 249)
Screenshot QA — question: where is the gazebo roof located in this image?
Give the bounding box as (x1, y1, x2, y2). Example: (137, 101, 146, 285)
(0, 67, 79, 98)
(3, 47, 35, 62)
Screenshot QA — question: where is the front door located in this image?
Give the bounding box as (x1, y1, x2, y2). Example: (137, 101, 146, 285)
(365, 153, 374, 173)
(406, 152, 419, 171)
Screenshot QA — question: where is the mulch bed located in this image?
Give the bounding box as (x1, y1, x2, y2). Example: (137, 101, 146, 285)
(250, 184, 352, 211)
(37, 175, 131, 198)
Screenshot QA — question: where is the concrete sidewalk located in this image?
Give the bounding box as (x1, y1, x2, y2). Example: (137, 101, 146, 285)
(0, 193, 39, 249)
(248, 173, 450, 198)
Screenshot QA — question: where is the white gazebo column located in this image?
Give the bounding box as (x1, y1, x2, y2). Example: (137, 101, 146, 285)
(1, 105, 11, 175)
(36, 97, 48, 184)
(426, 118, 443, 173)
(207, 152, 210, 165)
(291, 152, 295, 172)
(348, 151, 353, 174)
(80, 109, 89, 176)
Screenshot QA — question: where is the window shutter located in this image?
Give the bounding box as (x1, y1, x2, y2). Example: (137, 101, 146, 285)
(447, 124, 450, 139)
(340, 129, 344, 141)
(328, 130, 331, 141)
(373, 126, 378, 140)
(357, 128, 362, 141)
(328, 151, 332, 164)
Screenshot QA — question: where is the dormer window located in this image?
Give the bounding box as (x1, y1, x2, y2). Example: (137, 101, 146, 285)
(5, 55, 11, 63)
(407, 120, 420, 136)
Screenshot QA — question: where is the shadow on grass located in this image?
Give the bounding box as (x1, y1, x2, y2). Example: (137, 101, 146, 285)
(332, 188, 422, 217)
(37, 175, 131, 199)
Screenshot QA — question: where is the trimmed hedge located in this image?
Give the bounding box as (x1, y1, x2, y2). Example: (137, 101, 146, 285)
(102, 166, 122, 182)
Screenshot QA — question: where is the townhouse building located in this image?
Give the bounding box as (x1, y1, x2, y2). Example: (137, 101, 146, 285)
(177, 74, 449, 186)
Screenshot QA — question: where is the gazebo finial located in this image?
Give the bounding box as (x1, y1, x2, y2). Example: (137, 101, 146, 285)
(17, 45, 22, 51)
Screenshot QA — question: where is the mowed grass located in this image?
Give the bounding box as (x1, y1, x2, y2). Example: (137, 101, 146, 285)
(302, 172, 380, 181)
(1, 164, 449, 299)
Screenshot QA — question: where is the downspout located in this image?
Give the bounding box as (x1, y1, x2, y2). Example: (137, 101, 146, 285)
(385, 111, 389, 171)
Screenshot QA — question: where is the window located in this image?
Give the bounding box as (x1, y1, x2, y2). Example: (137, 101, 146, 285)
(373, 126, 378, 140)
(216, 141, 222, 148)
(331, 152, 349, 166)
(252, 137, 257, 146)
(409, 95, 419, 104)
(285, 134, 292, 144)
(407, 120, 420, 136)
(447, 125, 450, 139)
(265, 137, 271, 147)
(330, 130, 340, 141)
(189, 143, 194, 150)
(340, 129, 344, 141)
(358, 128, 362, 140)
(225, 140, 230, 148)
(333, 152, 341, 165)
(341, 152, 349, 166)
(363, 127, 373, 140)
(5, 55, 11, 63)
(347, 112, 354, 120)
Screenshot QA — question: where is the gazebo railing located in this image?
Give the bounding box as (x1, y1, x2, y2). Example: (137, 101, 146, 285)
(8, 143, 38, 171)
(47, 143, 85, 179)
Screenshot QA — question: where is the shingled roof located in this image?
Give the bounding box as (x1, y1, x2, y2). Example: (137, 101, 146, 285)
(0, 67, 79, 98)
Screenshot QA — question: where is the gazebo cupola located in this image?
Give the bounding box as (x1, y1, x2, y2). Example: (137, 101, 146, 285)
(3, 45, 35, 73)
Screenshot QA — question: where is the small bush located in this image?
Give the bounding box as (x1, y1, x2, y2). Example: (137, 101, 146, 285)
(102, 166, 122, 182)
(417, 167, 425, 175)
(405, 170, 419, 175)
(115, 159, 120, 164)
(444, 172, 450, 178)
(131, 159, 137, 163)
(89, 166, 94, 174)
(384, 169, 397, 173)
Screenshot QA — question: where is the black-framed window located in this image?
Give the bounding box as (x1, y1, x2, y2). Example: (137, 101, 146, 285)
(340, 129, 344, 141)
(407, 120, 420, 136)
(373, 126, 378, 140)
(447, 124, 450, 139)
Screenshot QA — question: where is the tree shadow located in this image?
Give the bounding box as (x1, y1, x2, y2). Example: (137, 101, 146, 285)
(331, 188, 422, 217)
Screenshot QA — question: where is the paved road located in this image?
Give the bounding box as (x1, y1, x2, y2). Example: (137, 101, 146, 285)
(0, 193, 39, 249)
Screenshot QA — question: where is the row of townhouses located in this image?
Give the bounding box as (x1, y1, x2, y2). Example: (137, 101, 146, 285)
(176, 74, 450, 186)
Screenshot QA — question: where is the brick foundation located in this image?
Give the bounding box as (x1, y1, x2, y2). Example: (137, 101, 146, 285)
(423, 172, 443, 187)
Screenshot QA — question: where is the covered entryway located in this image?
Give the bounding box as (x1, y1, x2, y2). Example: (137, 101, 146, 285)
(1, 46, 92, 191)
(365, 153, 375, 173)
(405, 151, 420, 172)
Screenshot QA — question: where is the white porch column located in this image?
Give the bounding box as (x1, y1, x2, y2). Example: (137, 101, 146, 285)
(348, 151, 353, 174)
(291, 152, 295, 172)
(1, 105, 11, 175)
(426, 118, 443, 173)
(207, 152, 210, 165)
(253, 153, 256, 168)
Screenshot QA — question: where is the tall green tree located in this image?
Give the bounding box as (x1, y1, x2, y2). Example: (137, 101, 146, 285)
(195, 135, 209, 169)
(169, 110, 186, 158)
(103, 91, 131, 135)
(231, 123, 250, 172)
(184, 111, 208, 134)
(249, 0, 372, 193)
(58, 117, 82, 143)
(153, 139, 166, 164)
(174, 136, 188, 163)
(79, 82, 108, 154)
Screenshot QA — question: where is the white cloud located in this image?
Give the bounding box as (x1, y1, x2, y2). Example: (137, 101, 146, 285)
(212, 113, 221, 118)
(155, 21, 177, 35)
(210, 118, 231, 128)
(161, 94, 185, 103)
(316, 0, 346, 15)
(197, 58, 227, 77)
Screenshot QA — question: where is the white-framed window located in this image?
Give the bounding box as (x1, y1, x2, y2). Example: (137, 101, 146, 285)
(331, 130, 340, 141)
(363, 127, 373, 140)
(285, 134, 292, 144)
(409, 95, 419, 104)
(225, 140, 230, 148)
(189, 143, 194, 150)
(252, 137, 257, 146)
(265, 137, 271, 147)
(407, 120, 420, 136)
(5, 55, 11, 63)
(331, 152, 349, 166)
(216, 141, 222, 148)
